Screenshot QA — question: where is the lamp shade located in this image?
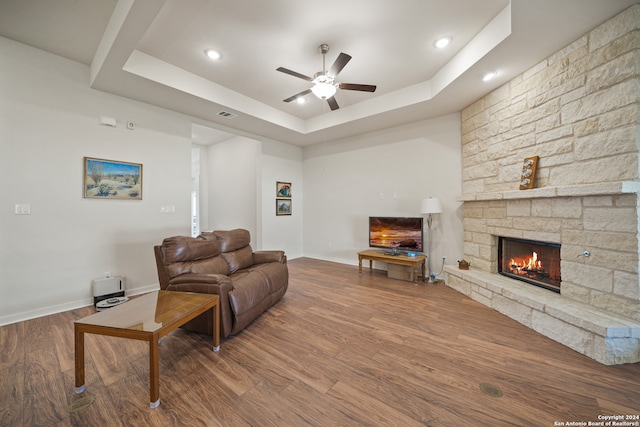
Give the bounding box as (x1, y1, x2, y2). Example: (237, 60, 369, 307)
(311, 82, 337, 99)
(420, 197, 442, 214)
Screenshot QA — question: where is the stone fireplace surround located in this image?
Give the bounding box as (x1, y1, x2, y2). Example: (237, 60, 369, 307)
(444, 182, 640, 365)
(443, 5, 640, 365)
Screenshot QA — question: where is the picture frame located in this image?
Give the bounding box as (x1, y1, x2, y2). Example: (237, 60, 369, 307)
(276, 181, 291, 198)
(276, 198, 292, 215)
(83, 157, 142, 200)
(519, 156, 539, 190)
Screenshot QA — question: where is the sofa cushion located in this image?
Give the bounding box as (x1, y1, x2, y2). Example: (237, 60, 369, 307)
(162, 236, 220, 263)
(247, 262, 289, 295)
(222, 245, 254, 273)
(227, 271, 274, 332)
(161, 236, 229, 279)
(165, 256, 230, 279)
(213, 229, 251, 252)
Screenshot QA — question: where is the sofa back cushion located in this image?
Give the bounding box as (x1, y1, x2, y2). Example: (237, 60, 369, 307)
(161, 236, 229, 278)
(212, 229, 251, 252)
(222, 245, 254, 273)
(199, 229, 254, 273)
(163, 236, 219, 262)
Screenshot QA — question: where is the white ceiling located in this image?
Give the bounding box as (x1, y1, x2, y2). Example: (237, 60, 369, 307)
(0, 0, 636, 146)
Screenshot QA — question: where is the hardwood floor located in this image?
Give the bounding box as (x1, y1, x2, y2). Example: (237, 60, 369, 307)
(2, 257, 640, 426)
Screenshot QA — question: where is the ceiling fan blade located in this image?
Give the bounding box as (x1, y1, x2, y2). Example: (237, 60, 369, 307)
(283, 89, 312, 103)
(328, 53, 351, 77)
(327, 96, 339, 111)
(339, 83, 377, 92)
(276, 67, 313, 82)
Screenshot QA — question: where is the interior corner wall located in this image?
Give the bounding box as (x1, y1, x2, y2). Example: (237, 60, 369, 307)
(259, 140, 304, 258)
(205, 136, 260, 239)
(302, 114, 464, 273)
(202, 137, 304, 257)
(0, 37, 193, 325)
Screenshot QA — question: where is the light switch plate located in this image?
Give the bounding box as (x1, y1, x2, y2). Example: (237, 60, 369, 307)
(15, 204, 31, 215)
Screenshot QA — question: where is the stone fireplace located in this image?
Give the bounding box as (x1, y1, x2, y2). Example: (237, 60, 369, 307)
(444, 5, 640, 365)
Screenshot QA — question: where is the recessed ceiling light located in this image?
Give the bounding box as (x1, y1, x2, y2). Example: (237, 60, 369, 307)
(482, 70, 498, 82)
(296, 97, 306, 104)
(205, 49, 222, 60)
(434, 37, 452, 49)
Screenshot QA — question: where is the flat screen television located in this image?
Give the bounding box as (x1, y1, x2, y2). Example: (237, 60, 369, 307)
(369, 216, 423, 254)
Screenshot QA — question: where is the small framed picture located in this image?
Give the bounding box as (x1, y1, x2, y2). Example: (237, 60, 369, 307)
(276, 181, 291, 198)
(84, 157, 142, 199)
(276, 199, 292, 215)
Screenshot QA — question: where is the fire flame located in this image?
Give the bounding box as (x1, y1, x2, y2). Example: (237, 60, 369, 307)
(509, 251, 542, 274)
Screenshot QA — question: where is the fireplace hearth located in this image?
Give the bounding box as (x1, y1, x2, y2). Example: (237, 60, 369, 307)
(498, 237, 561, 293)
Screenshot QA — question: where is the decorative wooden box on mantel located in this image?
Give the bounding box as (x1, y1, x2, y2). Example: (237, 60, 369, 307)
(519, 156, 538, 190)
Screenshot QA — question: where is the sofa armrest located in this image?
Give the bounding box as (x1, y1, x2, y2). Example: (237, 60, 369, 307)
(253, 250, 286, 264)
(165, 274, 234, 337)
(154, 245, 171, 289)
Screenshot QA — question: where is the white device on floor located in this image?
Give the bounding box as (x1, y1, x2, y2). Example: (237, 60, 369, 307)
(96, 296, 129, 311)
(92, 276, 126, 308)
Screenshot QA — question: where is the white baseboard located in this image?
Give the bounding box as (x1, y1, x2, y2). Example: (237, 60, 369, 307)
(0, 283, 161, 326)
(126, 283, 160, 297)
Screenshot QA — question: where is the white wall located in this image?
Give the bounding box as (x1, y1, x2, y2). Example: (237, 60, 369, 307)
(259, 140, 304, 258)
(205, 136, 261, 238)
(0, 37, 193, 324)
(201, 137, 304, 256)
(302, 114, 464, 276)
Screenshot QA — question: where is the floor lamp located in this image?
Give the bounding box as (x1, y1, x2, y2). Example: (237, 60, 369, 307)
(421, 197, 442, 283)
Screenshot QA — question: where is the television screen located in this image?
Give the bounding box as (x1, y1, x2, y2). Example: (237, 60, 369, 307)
(369, 217, 423, 252)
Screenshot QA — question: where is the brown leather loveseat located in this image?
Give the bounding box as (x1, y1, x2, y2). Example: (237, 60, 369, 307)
(154, 229, 288, 338)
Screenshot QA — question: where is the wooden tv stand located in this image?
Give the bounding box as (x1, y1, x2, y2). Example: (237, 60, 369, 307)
(357, 249, 426, 285)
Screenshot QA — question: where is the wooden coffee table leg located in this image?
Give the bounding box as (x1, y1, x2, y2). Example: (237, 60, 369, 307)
(149, 333, 160, 408)
(74, 325, 86, 393)
(213, 302, 220, 352)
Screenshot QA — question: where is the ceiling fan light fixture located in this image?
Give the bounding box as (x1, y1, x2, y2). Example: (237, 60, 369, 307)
(311, 82, 337, 99)
(434, 37, 452, 49)
(278, 43, 374, 109)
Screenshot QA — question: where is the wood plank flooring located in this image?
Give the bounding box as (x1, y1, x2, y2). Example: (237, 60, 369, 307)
(2, 257, 640, 426)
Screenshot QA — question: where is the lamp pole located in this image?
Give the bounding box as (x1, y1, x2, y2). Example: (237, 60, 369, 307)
(420, 197, 442, 284)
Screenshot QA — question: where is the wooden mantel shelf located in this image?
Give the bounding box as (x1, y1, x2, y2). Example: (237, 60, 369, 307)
(456, 181, 640, 202)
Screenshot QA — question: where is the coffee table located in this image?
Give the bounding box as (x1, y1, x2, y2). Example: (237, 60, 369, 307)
(74, 290, 220, 408)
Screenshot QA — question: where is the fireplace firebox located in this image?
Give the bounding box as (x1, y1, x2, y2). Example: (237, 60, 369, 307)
(498, 237, 561, 293)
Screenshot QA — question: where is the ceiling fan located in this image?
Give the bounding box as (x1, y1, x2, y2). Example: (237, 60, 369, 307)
(277, 44, 377, 111)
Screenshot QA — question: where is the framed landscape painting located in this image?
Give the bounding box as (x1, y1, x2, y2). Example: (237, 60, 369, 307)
(83, 157, 142, 200)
